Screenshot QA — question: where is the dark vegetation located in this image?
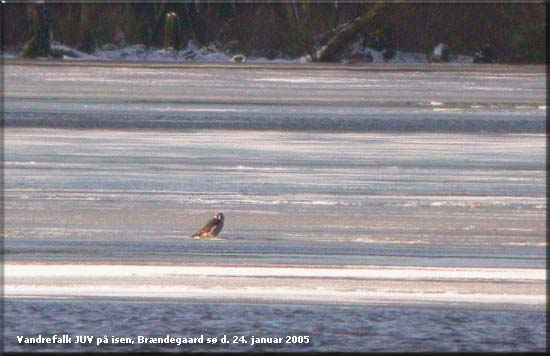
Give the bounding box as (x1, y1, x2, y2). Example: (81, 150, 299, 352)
(3, 2, 546, 63)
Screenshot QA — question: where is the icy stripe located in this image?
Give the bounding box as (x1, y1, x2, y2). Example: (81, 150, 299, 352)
(5, 264, 544, 281)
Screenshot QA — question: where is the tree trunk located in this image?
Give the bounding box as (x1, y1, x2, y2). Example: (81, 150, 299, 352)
(315, 3, 397, 62)
(23, 3, 51, 58)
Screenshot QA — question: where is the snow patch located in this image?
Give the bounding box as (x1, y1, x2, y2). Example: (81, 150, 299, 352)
(4, 40, 473, 64)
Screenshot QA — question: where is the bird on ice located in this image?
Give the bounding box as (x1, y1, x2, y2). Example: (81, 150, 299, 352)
(190, 212, 224, 238)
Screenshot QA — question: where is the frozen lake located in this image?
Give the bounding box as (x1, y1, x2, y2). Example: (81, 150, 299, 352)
(3, 61, 546, 352)
(4, 129, 545, 267)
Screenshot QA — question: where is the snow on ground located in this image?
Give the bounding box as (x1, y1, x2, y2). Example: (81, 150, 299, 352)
(5, 263, 545, 306)
(3, 41, 473, 64)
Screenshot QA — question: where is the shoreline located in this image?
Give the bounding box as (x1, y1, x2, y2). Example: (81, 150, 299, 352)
(4, 58, 546, 72)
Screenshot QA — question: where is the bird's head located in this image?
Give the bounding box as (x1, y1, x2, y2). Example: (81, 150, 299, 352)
(215, 212, 224, 220)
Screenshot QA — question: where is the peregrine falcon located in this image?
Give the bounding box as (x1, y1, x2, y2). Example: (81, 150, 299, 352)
(190, 212, 224, 238)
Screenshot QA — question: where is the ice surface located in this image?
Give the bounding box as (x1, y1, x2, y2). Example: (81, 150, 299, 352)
(3, 64, 546, 353)
(4, 64, 545, 266)
(5, 263, 545, 307)
(5, 63, 544, 132)
(5, 129, 545, 256)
